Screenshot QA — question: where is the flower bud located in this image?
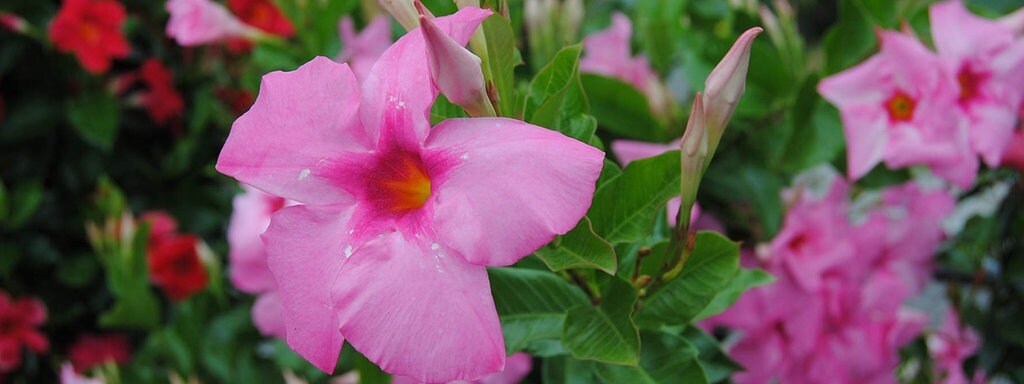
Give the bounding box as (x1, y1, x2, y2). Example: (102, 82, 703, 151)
(378, 0, 426, 31)
(0, 13, 29, 34)
(418, 8, 495, 117)
(702, 27, 762, 155)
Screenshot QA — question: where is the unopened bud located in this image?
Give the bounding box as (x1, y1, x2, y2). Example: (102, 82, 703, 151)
(0, 13, 29, 34)
(378, 0, 425, 31)
(703, 27, 761, 155)
(418, 8, 495, 117)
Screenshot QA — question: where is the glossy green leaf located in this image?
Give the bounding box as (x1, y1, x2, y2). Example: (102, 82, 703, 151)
(682, 327, 743, 383)
(589, 151, 680, 244)
(693, 268, 775, 322)
(535, 217, 617, 274)
(542, 355, 595, 384)
(481, 14, 521, 117)
(489, 267, 589, 356)
(563, 277, 640, 365)
(592, 331, 708, 384)
(581, 74, 666, 141)
(638, 232, 739, 327)
(5, 180, 42, 228)
(68, 89, 119, 150)
(527, 45, 589, 132)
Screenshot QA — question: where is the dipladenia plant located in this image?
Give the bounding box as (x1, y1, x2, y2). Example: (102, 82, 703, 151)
(5, 0, 1024, 383)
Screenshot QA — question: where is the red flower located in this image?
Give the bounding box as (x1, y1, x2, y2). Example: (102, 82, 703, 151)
(225, 0, 293, 52)
(68, 334, 131, 373)
(139, 210, 178, 243)
(47, 0, 130, 74)
(138, 59, 184, 125)
(0, 291, 48, 373)
(148, 235, 209, 301)
(214, 87, 254, 116)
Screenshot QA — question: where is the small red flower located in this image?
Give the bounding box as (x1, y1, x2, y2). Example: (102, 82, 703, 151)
(148, 234, 209, 301)
(0, 13, 29, 33)
(47, 0, 130, 74)
(214, 87, 254, 116)
(138, 59, 184, 125)
(139, 210, 178, 243)
(0, 290, 48, 373)
(68, 334, 130, 373)
(228, 0, 293, 37)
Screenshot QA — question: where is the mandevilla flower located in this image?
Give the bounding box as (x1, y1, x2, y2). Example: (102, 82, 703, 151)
(216, 7, 604, 382)
(225, 0, 295, 51)
(703, 27, 762, 158)
(930, 0, 1024, 167)
(0, 290, 48, 373)
(928, 309, 981, 384)
(141, 211, 209, 301)
(580, 13, 671, 119)
(60, 363, 104, 384)
(228, 185, 290, 339)
(336, 16, 393, 82)
(391, 352, 532, 384)
(137, 59, 185, 126)
(818, 30, 977, 188)
(48, 0, 130, 74)
(165, 0, 262, 47)
(378, 0, 423, 31)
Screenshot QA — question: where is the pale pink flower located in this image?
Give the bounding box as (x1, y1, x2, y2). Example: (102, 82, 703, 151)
(419, 8, 492, 117)
(336, 16, 392, 82)
(930, 0, 1024, 167)
(227, 185, 291, 339)
(215, 7, 603, 382)
(928, 309, 981, 384)
(580, 13, 670, 118)
(60, 363, 103, 384)
(391, 353, 532, 384)
(819, 31, 977, 188)
(165, 0, 261, 46)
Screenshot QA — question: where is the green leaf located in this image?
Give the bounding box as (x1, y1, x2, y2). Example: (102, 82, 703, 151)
(527, 45, 589, 132)
(638, 232, 739, 327)
(823, 0, 878, 74)
(489, 268, 589, 356)
(682, 327, 743, 383)
(430, 94, 470, 125)
(589, 151, 680, 244)
(68, 89, 119, 150)
(354, 349, 392, 384)
(542, 355, 595, 384)
(693, 268, 775, 322)
(535, 217, 617, 275)
(563, 277, 640, 365)
(100, 288, 161, 329)
(480, 14, 521, 117)
(5, 180, 42, 228)
(592, 331, 708, 384)
(581, 74, 666, 141)
(636, 0, 686, 73)
(779, 76, 845, 172)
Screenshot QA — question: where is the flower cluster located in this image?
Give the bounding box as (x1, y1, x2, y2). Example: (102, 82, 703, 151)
(819, 0, 1024, 188)
(705, 167, 969, 383)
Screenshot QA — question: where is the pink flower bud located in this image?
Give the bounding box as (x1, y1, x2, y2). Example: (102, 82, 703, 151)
(418, 7, 494, 116)
(377, 0, 425, 31)
(703, 27, 762, 148)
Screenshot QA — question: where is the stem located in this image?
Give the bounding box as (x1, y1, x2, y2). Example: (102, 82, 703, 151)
(566, 269, 600, 305)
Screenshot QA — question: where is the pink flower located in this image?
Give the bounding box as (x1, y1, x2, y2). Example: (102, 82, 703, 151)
(930, 0, 1024, 167)
(391, 352, 532, 384)
(581, 13, 670, 118)
(818, 31, 977, 188)
(419, 8, 492, 117)
(0, 13, 28, 34)
(215, 7, 604, 382)
(766, 175, 855, 291)
(228, 185, 290, 339)
(0, 290, 48, 373)
(1003, 123, 1024, 172)
(335, 16, 393, 82)
(928, 309, 981, 384)
(165, 0, 260, 47)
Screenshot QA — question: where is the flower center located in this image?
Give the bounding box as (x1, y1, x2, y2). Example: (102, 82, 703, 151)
(366, 150, 432, 213)
(79, 22, 101, 44)
(957, 65, 985, 105)
(885, 91, 916, 122)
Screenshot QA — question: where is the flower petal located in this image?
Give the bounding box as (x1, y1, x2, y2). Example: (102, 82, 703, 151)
(425, 117, 605, 267)
(610, 139, 677, 166)
(263, 204, 358, 373)
(217, 57, 368, 205)
(930, 0, 1015, 59)
(228, 185, 283, 293)
(252, 291, 286, 340)
(839, 106, 887, 181)
(334, 232, 505, 383)
(818, 55, 891, 107)
(359, 7, 491, 145)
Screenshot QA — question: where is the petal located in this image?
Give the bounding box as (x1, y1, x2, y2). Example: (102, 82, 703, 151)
(252, 292, 286, 340)
(610, 139, 678, 166)
(359, 7, 491, 145)
(217, 57, 368, 205)
(334, 232, 505, 383)
(878, 31, 949, 93)
(839, 106, 887, 180)
(930, 0, 1015, 59)
(228, 185, 283, 293)
(480, 352, 533, 384)
(580, 13, 634, 77)
(967, 103, 1018, 167)
(425, 117, 605, 267)
(15, 298, 47, 325)
(263, 204, 358, 373)
(818, 55, 890, 107)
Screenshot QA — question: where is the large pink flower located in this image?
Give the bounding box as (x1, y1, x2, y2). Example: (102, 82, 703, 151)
(228, 185, 290, 339)
(819, 31, 977, 188)
(931, 0, 1024, 167)
(581, 13, 670, 118)
(336, 15, 393, 82)
(215, 7, 604, 382)
(165, 0, 260, 46)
